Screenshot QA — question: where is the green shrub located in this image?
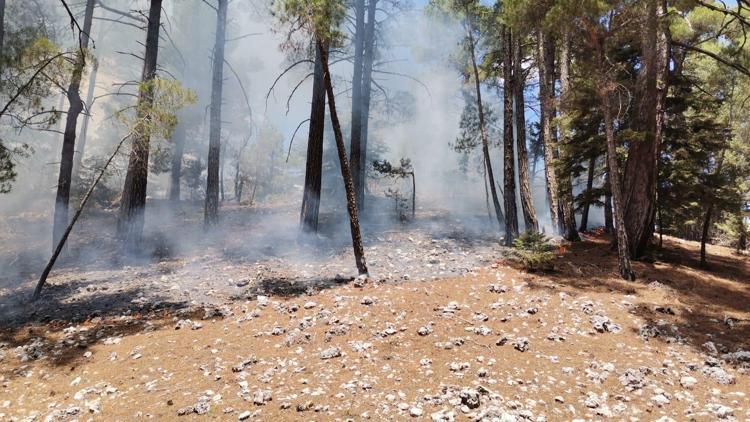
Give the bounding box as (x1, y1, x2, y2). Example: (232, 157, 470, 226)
(509, 231, 556, 272)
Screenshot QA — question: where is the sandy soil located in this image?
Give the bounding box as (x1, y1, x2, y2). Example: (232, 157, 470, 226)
(1, 231, 749, 421)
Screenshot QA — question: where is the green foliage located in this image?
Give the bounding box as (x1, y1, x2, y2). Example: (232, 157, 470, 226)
(509, 230, 557, 272)
(373, 158, 413, 178)
(274, 0, 347, 45)
(116, 78, 197, 141)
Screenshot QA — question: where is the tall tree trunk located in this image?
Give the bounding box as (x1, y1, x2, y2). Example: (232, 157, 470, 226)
(220, 143, 226, 202)
(538, 29, 560, 234)
(349, 0, 366, 209)
(318, 39, 368, 275)
(557, 30, 580, 241)
(72, 60, 98, 181)
(604, 170, 614, 233)
(623, 0, 665, 258)
(700, 151, 726, 266)
(514, 34, 537, 233)
(700, 204, 714, 267)
(579, 155, 596, 232)
(0, 0, 5, 53)
(117, 0, 163, 247)
(359, 0, 377, 210)
(503, 27, 518, 245)
(168, 121, 185, 201)
(737, 209, 747, 252)
(601, 88, 635, 281)
(52, 0, 95, 249)
(300, 46, 326, 232)
(467, 13, 504, 229)
(204, 0, 228, 226)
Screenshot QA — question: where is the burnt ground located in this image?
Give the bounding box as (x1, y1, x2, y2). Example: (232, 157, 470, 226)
(0, 203, 749, 421)
(0, 201, 502, 326)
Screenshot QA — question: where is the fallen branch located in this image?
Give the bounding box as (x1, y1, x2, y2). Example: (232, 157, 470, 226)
(32, 131, 134, 301)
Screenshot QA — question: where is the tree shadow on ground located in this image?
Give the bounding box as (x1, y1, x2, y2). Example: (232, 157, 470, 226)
(540, 232, 750, 362)
(0, 280, 196, 378)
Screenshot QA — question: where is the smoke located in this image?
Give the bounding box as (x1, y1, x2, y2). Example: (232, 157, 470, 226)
(0, 0, 604, 302)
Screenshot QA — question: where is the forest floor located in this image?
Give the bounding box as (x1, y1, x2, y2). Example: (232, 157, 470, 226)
(1, 204, 750, 421)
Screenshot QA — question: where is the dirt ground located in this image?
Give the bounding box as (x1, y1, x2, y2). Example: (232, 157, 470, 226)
(1, 230, 749, 421)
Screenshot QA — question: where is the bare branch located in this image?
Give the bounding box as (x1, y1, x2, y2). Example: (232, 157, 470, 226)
(286, 119, 310, 162)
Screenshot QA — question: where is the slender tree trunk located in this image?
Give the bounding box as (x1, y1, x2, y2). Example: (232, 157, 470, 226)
(467, 14, 504, 229)
(557, 30, 580, 241)
(579, 155, 596, 232)
(349, 0, 366, 209)
(514, 35, 537, 233)
(604, 170, 614, 233)
(234, 136, 248, 203)
(117, 0, 163, 247)
(700, 151, 726, 266)
(658, 191, 664, 247)
(483, 160, 492, 221)
(72, 60, 98, 181)
(52, 0, 95, 249)
(359, 0, 377, 210)
(220, 143, 226, 202)
(623, 0, 665, 258)
(737, 209, 747, 252)
(700, 204, 713, 267)
(204, 0, 228, 226)
(34, 132, 132, 301)
(503, 27, 518, 245)
(602, 88, 635, 280)
(538, 29, 560, 233)
(318, 39, 368, 275)
(596, 30, 635, 280)
(300, 46, 326, 232)
(169, 121, 185, 201)
(0, 0, 5, 53)
(410, 171, 416, 218)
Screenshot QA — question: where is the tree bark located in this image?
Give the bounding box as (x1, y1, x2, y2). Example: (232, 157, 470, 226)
(467, 12, 504, 229)
(513, 37, 539, 232)
(117, 0, 162, 247)
(300, 46, 326, 232)
(514, 35, 538, 233)
(0, 0, 5, 54)
(503, 27, 518, 245)
(359, 0, 377, 210)
(72, 60, 98, 181)
(700, 203, 714, 267)
(318, 39, 368, 275)
(52, 0, 95, 249)
(596, 27, 635, 280)
(602, 88, 635, 281)
(579, 155, 596, 232)
(168, 121, 185, 201)
(557, 30, 580, 241)
(205, 0, 228, 226)
(622, 0, 666, 258)
(738, 209, 747, 252)
(538, 29, 560, 234)
(604, 170, 614, 233)
(349, 0, 366, 209)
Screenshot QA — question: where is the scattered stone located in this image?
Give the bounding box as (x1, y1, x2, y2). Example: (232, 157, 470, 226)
(320, 347, 342, 360)
(513, 337, 529, 352)
(680, 376, 697, 389)
(253, 390, 272, 405)
(591, 315, 621, 333)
